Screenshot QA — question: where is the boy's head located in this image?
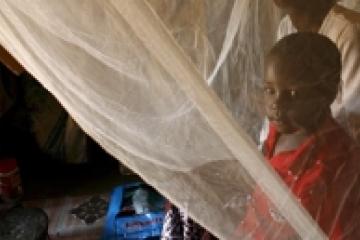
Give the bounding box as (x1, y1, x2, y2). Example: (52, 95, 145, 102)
(264, 32, 341, 134)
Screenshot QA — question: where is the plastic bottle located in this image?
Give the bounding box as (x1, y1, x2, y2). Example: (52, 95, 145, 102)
(132, 188, 150, 214)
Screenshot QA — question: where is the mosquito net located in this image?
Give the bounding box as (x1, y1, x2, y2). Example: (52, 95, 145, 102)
(0, 0, 360, 239)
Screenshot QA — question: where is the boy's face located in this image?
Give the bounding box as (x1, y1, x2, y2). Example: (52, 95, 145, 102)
(264, 58, 329, 134)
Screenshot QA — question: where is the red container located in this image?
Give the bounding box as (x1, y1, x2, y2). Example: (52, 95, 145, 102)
(0, 158, 23, 202)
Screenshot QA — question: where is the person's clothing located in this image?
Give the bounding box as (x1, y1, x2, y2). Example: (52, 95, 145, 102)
(260, 4, 360, 145)
(239, 118, 360, 239)
(161, 203, 217, 240)
(0, 65, 16, 118)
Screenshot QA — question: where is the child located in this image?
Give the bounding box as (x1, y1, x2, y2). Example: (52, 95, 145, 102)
(263, 0, 360, 142)
(238, 32, 360, 239)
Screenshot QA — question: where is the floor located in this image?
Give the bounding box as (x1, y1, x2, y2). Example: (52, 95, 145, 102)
(21, 158, 140, 240)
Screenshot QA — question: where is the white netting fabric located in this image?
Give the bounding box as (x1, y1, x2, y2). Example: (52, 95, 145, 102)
(0, 0, 360, 239)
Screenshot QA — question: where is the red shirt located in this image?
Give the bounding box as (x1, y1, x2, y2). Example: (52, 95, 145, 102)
(237, 118, 360, 239)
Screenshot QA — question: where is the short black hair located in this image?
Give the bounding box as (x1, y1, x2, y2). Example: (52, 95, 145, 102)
(267, 32, 341, 102)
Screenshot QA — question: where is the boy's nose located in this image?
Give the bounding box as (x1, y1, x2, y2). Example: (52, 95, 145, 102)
(272, 92, 288, 109)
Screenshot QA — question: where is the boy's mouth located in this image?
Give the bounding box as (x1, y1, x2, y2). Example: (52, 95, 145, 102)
(269, 112, 289, 127)
(270, 117, 293, 133)
(269, 109, 284, 121)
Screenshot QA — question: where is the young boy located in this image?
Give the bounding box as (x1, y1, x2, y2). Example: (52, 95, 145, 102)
(261, 0, 360, 143)
(238, 33, 360, 239)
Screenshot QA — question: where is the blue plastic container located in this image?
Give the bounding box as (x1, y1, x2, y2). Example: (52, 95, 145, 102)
(102, 182, 165, 240)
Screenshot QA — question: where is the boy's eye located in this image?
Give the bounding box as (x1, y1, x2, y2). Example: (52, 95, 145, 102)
(264, 87, 275, 95)
(289, 89, 297, 98)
